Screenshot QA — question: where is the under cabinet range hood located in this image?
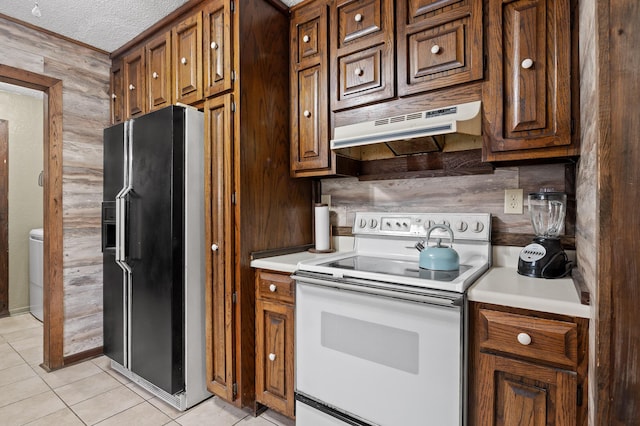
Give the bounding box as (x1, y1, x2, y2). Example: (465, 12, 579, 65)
(331, 101, 482, 155)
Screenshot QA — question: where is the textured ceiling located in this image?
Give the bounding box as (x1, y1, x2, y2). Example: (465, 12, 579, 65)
(1, 0, 302, 53)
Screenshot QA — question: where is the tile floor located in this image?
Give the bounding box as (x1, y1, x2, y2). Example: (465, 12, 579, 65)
(0, 313, 295, 426)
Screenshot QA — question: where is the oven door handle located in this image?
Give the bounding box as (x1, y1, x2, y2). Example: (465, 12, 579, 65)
(292, 273, 463, 309)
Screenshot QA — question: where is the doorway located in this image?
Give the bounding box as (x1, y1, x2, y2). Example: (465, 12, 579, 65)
(0, 63, 64, 371)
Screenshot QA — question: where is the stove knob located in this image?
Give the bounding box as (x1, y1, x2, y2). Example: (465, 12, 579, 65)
(359, 218, 367, 228)
(441, 220, 450, 227)
(369, 219, 378, 228)
(456, 221, 468, 232)
(472, 222, 484, 233)
(423, 219, 435, 230)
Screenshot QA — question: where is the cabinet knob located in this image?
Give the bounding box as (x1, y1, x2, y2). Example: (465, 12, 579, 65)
(211, 41, 219, 50)
(354, 13, 363, 22)
(269, 284, 277, 292)
(431, 45, 441, 54)
(211, 244, 219, 252)
(268, 353, 276, 361)
(517, 332, 532, 346)
(303, 110, 311, 118)
(152, 72, 159, 79)
(181, 57, 187, 65)
(521, 58, 534, 69)
(354, 67, 364, 77)
(302, 35, 310, 43)
(128, 84, 135, 91)
(111, 93, 117, 100)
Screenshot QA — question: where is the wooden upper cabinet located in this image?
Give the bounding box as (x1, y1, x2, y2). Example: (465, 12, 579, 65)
(330, 0, 395, 111)
(146, 31, 172, 112)
(123, 47, 146, 119)
(173, 11, 203, 104)
(397, 0, 483, 96)
(291, 1, 334, 177)
(483, 0, 577, 162)
(110, 60, 124, 124)
(204, 0, 233, 97)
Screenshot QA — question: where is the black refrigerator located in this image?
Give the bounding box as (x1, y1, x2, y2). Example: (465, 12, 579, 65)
(102, 105, 211, 410)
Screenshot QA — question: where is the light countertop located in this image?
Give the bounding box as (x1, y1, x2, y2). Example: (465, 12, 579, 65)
(468, 246, 590, 318)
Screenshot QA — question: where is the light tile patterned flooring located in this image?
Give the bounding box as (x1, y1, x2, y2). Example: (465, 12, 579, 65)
(0, 314, 295, 426)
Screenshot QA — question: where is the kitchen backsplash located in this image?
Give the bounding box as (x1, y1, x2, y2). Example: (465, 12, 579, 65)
(322, 163, 574, 237)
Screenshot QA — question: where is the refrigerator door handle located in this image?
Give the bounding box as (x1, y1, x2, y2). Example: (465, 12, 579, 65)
(116, 186, 133, 272)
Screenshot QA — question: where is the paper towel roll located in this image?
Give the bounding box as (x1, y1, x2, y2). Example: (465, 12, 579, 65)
(314, 204, 330, 251)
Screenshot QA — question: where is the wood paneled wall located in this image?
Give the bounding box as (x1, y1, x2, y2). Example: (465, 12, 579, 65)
(322, 163, 573, 239)
(0, 17, 111, 357)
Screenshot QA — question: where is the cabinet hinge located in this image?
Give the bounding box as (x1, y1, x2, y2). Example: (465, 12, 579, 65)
(230, 1, 235, 13)
(571, 117, 576, 135)
(232, 292, 237, 303)
(231, 101, 236, 112)
(231, 70, 236, 82)
(483, 54, 487, 72)
(232, 382, 238, 397)
(231, 191, 236, 205)
(577, 384, 583, 406)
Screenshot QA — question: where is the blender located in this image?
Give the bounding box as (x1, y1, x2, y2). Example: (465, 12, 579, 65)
(517, 192, 572, 278)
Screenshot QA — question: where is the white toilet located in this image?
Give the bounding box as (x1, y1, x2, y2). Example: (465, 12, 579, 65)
(29, 228, 44, 322)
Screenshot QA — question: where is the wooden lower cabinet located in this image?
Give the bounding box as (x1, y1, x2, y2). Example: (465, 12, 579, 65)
(468, 302, 588, 426)
(255, 270, 295, 418)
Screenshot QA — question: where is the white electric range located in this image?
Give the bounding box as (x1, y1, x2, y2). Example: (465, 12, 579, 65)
(292, 212, 491, 426)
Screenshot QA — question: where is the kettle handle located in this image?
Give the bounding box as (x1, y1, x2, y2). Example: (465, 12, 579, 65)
(426, 224, 455, 246)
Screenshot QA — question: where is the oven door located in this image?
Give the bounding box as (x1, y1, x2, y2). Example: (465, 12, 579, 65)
(294, 274, 465, 426)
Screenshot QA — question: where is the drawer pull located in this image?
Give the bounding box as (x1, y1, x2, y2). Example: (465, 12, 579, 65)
(269, 284, 277, 292)
(517, 332, 532, 346)
(181, 57, 187, 65)
(128, 84, 135, 91)
(111, 93, 117, 100)
(521, 58, 534, 69)
(211, 41, 219, 50)
(269, 353, 276, 361)
(302, 35, 310, 43)
(354, 67, 364, 77)
(303, 110, 311, 118)
(211, 244, 219, 252)
(431, 45, 441, 54)
(354, 13, 363, 22)
(152, 72, 159, 79)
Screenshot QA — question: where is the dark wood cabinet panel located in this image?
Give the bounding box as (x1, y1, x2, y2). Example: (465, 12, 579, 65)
(204, 94, 236, 403)
(123, 47, 146, 119)
(330, 0, 395, 110)
(145, 31, 172, 111)
(203, 0, 232, 97)
(468, 302, 588, 426)
(173, 11, 203, 104)
(483, 0, 577, 162)
(397, 0, 483, 96)
(255, 270, 295, 418)
(110, 60, 124, 124)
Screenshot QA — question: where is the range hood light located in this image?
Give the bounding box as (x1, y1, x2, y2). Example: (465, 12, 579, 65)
(331, 101, 482, 150)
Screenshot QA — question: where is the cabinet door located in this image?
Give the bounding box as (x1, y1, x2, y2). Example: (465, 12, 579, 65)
(330, 0, 395, 111)
(483, 0, 575, 161)
(146, 32, 172, 111)
(123, 47, 146, 119)
(110, 60, 124, 124)
(204, 94, 236, 402)
(474, 353, 577, 426)
(290, 2, 333, 177)
(397, 0, 483, 96)
(173, 12, 203, 104)
(204, 0, 233, 97)
(256, 298, 295, 418)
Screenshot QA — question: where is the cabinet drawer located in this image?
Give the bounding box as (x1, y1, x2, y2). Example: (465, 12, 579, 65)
(257, 271, 295, 304)
(338, 45, 385, 99)
(296, 16, 321, 63)
(478, 309, 578, 369)
(337, 0, 383, 47)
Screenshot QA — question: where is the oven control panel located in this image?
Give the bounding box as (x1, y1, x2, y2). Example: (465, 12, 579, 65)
(353, 212, 491, 241)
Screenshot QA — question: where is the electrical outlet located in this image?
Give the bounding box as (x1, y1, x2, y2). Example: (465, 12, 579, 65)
(504, 189, 523, 214)
(321, 194, 331, 208)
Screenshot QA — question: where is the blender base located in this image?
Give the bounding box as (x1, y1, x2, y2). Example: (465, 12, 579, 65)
(517, 237, 571, 279)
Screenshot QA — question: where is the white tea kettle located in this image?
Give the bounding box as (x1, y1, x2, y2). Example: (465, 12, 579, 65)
(416, 224, 460, 271)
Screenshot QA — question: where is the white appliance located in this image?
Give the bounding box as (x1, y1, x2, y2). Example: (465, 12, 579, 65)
(292, 212, 491, 426)
(29, 228, 44, 322)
